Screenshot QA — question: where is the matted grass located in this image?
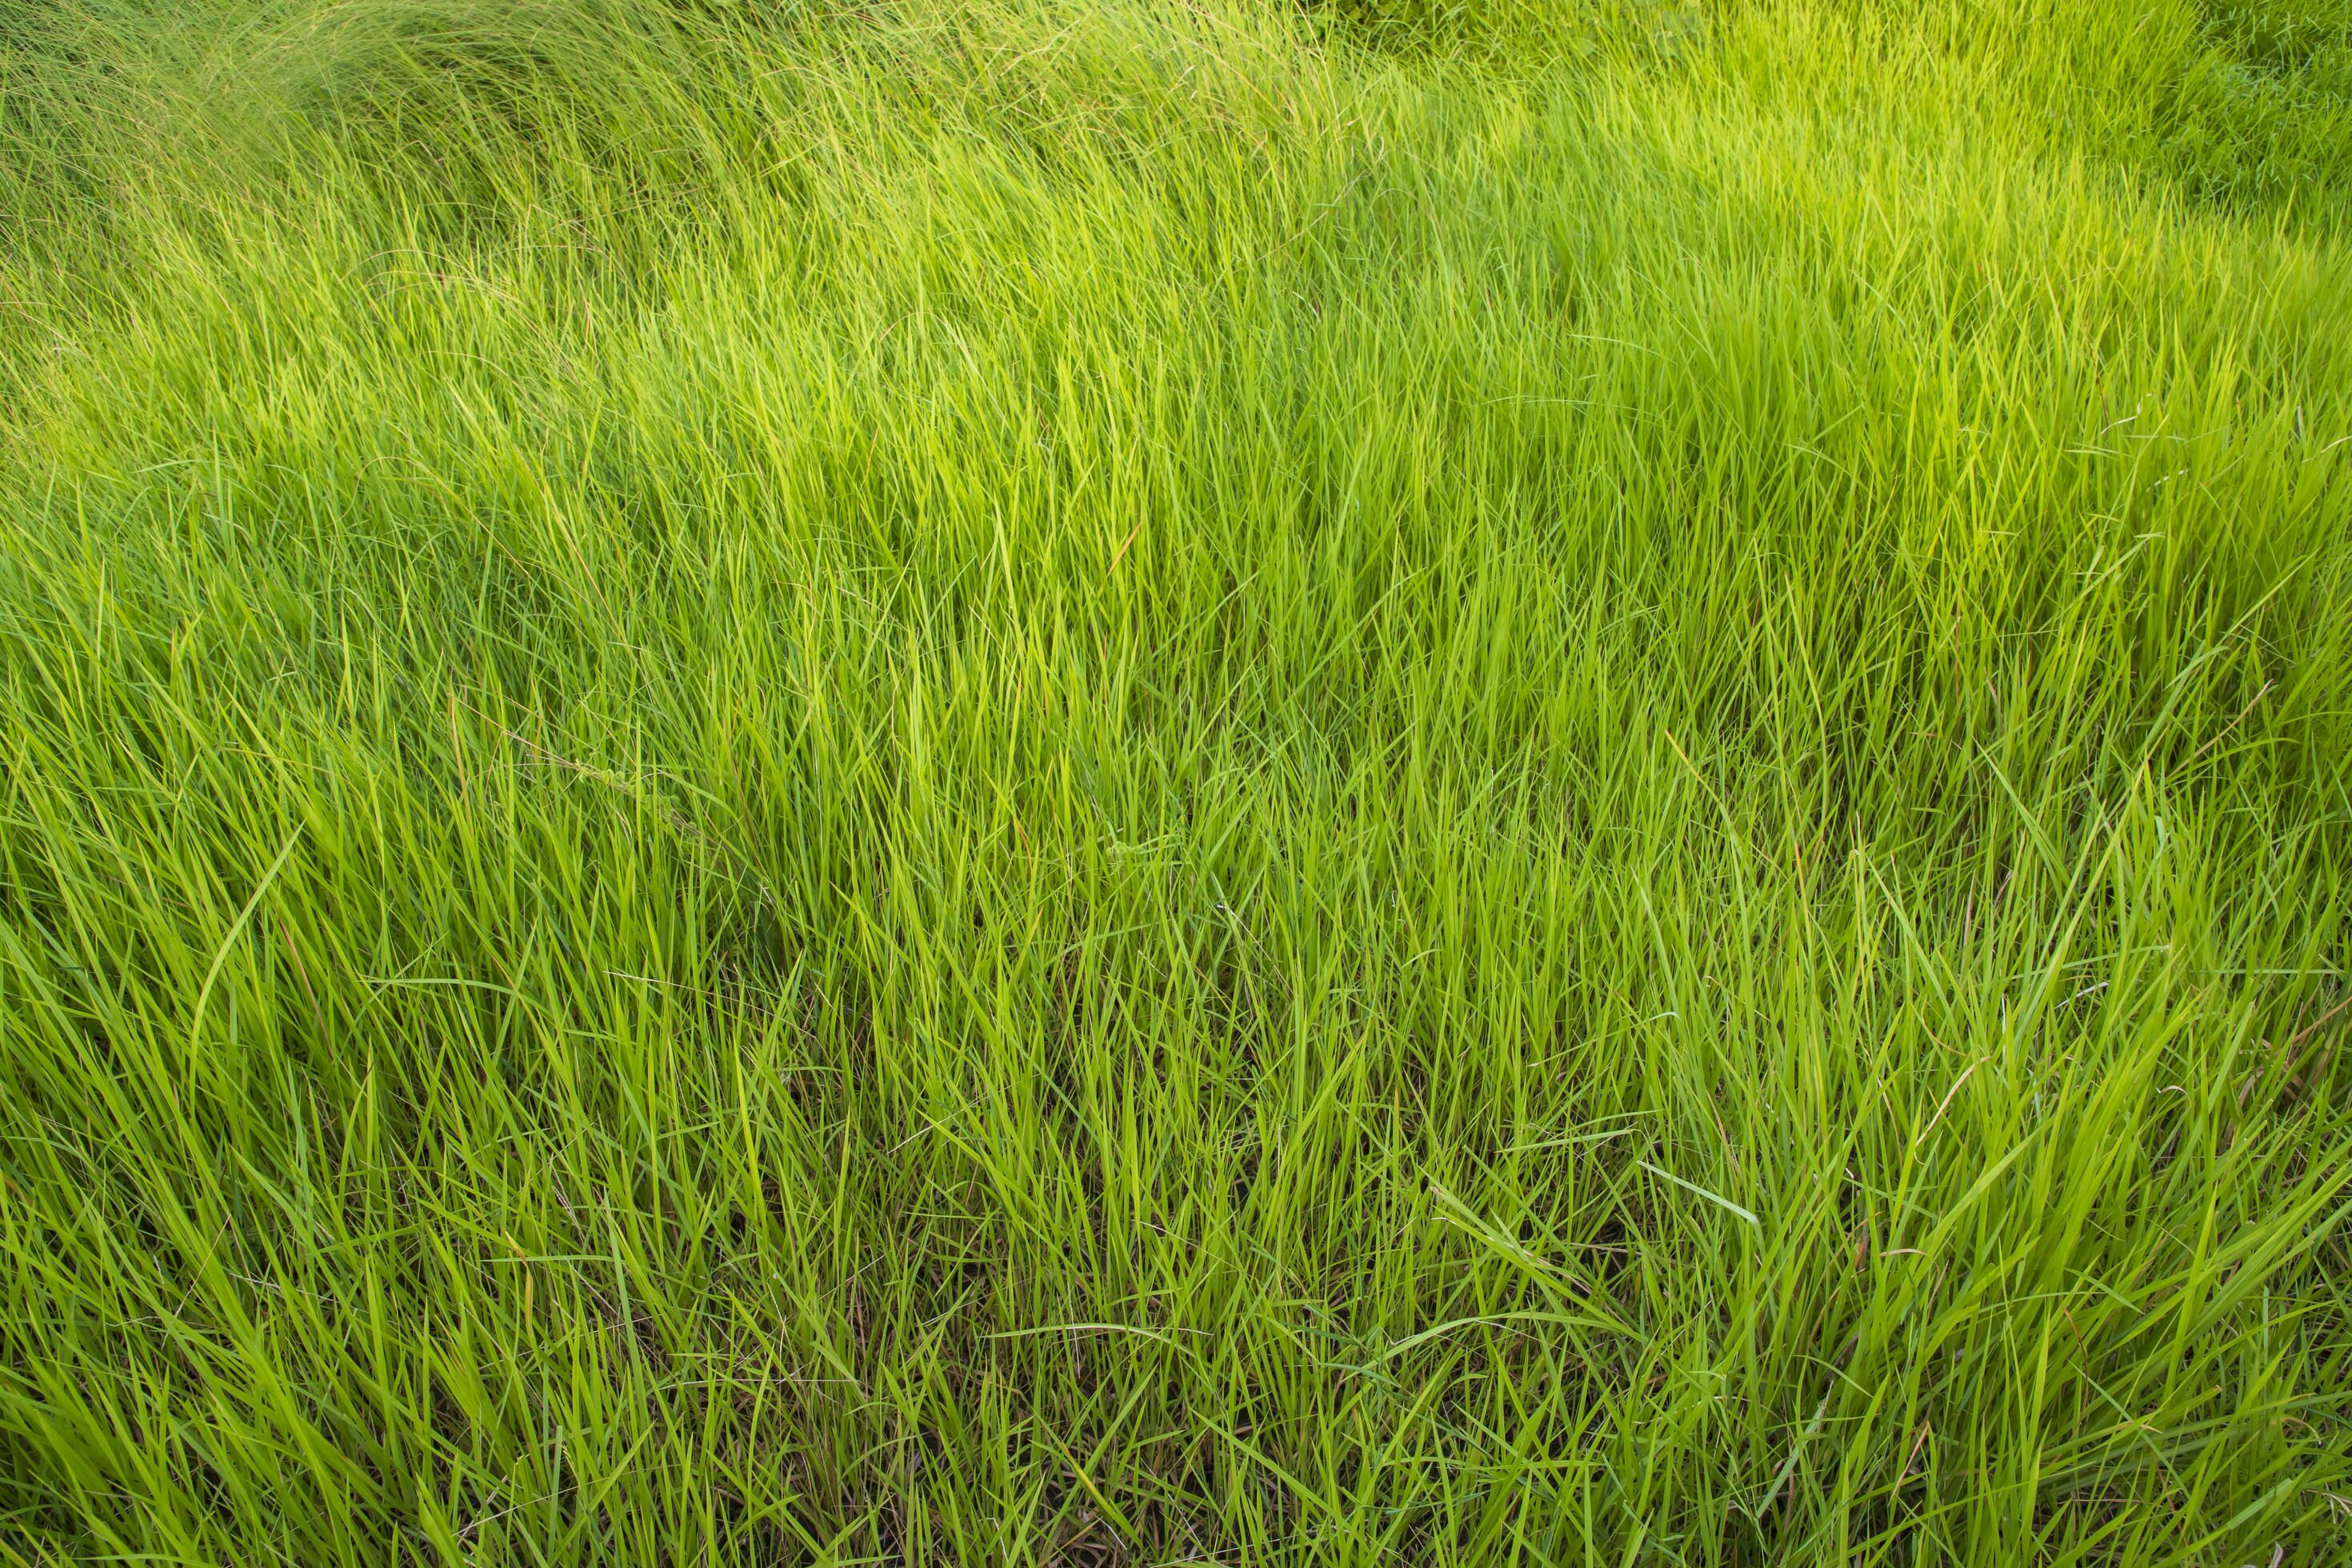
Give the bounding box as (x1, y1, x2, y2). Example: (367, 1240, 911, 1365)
(2, 1, 2349, 1562)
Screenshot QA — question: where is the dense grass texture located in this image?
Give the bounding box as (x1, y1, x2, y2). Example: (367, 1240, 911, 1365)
(2, 0, 2350, 1562)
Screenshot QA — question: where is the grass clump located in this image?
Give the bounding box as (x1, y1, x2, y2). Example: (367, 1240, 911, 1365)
(1, 1, 2349, 1562)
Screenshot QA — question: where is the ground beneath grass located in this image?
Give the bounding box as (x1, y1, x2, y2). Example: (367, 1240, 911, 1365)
(2, 2, 2350, 1562)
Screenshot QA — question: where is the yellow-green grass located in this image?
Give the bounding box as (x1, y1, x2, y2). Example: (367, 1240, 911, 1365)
(1, 1, 2348, 1562)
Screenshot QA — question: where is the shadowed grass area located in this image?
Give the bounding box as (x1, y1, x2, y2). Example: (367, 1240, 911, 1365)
(1, 1, 2348, 1562)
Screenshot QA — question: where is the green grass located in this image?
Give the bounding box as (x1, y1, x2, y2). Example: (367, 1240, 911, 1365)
(2, 0, 2350, 1562)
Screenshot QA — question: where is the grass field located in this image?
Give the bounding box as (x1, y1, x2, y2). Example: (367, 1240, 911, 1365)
(2, 1, 2350, 1562)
